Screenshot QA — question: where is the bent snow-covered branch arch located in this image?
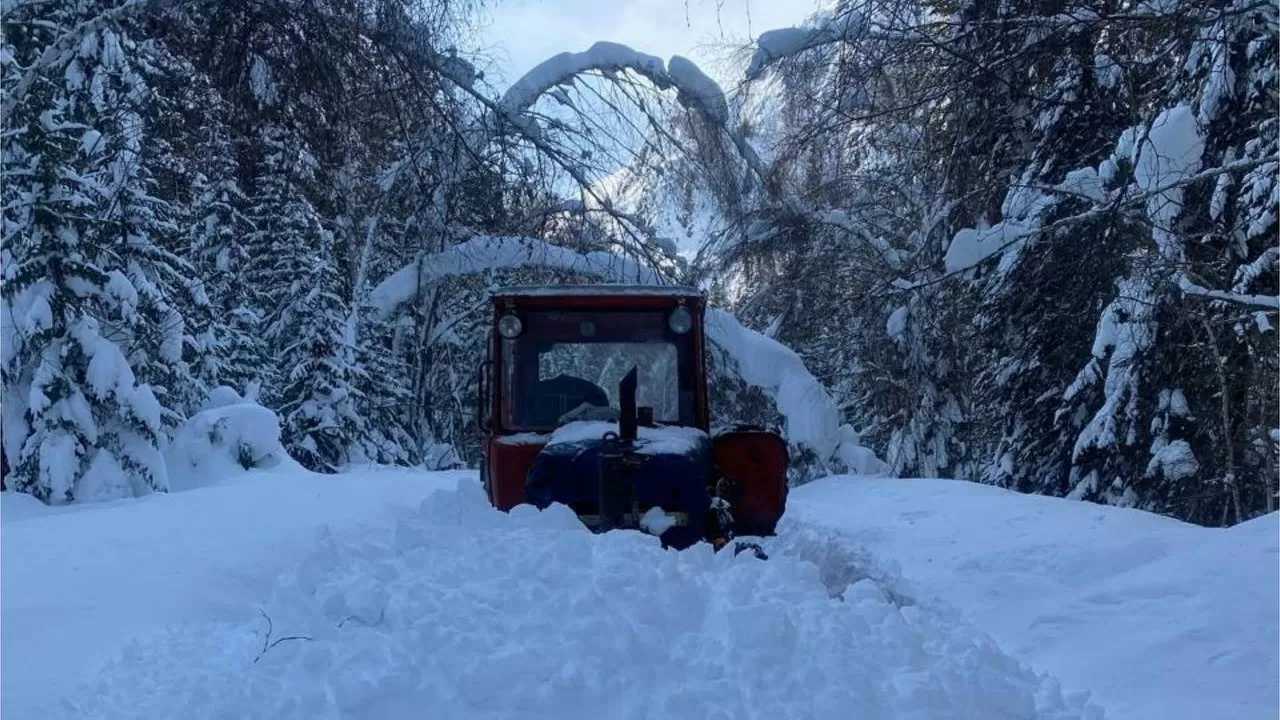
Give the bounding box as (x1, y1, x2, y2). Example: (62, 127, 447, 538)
(368, 236, 884, 474)
(480, 41, 772, 195)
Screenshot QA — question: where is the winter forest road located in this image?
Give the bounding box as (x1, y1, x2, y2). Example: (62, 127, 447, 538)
(2, 469, 1275, 720)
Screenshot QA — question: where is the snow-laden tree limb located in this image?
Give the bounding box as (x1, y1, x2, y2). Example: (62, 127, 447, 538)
(1179, 277, 1280, 311)
(1, 0, 179, 122)
(935, 155, 1274, 278)
(500, 42, 672, 116)
(496, 41, 733, 129)
(746, 10, 870, 80)
(490, 41, 754, 181)
(367, 235, 664, 320)
(704, 308, 841, 461)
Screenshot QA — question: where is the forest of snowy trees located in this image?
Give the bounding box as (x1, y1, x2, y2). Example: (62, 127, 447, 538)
(2, 0, 1276, 527)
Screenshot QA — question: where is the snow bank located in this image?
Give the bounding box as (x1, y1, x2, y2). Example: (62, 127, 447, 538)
(2, 466, 467, 720)
(788, 477, 1279, 720)
(54, 479, 1098, 720)
(163, 388, 298, 492)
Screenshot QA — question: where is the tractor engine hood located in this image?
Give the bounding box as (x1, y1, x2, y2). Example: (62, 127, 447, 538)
(524, 421, 713, 548)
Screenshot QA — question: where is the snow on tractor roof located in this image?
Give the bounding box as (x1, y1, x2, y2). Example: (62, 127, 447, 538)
(490, 284, 705, 299)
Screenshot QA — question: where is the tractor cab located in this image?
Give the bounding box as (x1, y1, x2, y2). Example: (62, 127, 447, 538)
(477, 284, 788, 550)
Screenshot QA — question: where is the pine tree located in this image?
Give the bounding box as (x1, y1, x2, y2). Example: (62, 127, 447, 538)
(1, 2, 193, 500)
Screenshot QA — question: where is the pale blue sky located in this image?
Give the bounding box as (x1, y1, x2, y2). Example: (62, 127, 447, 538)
(476, 0, 822, 89)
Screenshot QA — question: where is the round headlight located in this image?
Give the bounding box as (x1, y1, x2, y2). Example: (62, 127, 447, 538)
(498, 313, 523, 339)
(668, 306, 693, 334)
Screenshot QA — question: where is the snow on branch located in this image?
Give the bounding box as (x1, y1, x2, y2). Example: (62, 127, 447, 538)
(2, 0, 174, 121)
(1179, 277, 1280, 311)
(368, 235, 663, 320)
(500, 42, 672, 116)
(746, 10, 870, 81)
(705, 308, 841, 461)
(940, 105, 1269, 277)
(667, 55, 728, 125)
(496, 42, 730, 130)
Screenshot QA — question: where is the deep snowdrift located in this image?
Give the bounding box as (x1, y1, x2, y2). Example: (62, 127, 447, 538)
(3, 469, 1273, 720)
(0, 467, 469, 720)
(787, 477, 1279, 720)
(8, 471, 1101, 720)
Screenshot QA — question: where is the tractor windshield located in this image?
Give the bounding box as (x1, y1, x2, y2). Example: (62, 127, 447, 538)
(499, 308, 700, 431)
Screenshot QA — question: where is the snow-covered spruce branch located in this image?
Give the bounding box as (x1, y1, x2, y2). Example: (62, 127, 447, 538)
(1178, 277, 1280, 312)
(1, 0, 182, 122)
(910, 155, 1276, 286)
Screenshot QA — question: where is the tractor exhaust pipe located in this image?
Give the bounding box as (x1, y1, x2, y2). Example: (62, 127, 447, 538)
(619, 366, 638, 442)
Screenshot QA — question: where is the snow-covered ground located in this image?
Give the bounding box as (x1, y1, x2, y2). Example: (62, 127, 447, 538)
(1, 467, 469, 720)
(2, 468, 1274, 719)
(787, 478, 1279, 720)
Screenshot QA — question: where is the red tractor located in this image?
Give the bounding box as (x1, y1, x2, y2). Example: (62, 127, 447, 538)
(476, 284, 789, 553)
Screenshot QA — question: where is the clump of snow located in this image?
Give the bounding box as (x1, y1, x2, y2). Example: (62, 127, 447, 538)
(1057, 167, 1106, 203)
(667, 54, 727, 124)
(944, 203, 1051, 275)
(1145, 439, 1199, 481)
(51, 479, 1101, 720)
(431, 51, 477, 89)
(1134, 105, 1205, 259)
(1158, 388, 1190, 417)
(200, 385, 245, 412)
(831, 425, 889, 476)
(886, 305, 909, 338)
(1094, 54, 1122, 89)
(163, 389, 296, 492)
(639, 505, 677, 535)
(248, 54, 278, 106)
